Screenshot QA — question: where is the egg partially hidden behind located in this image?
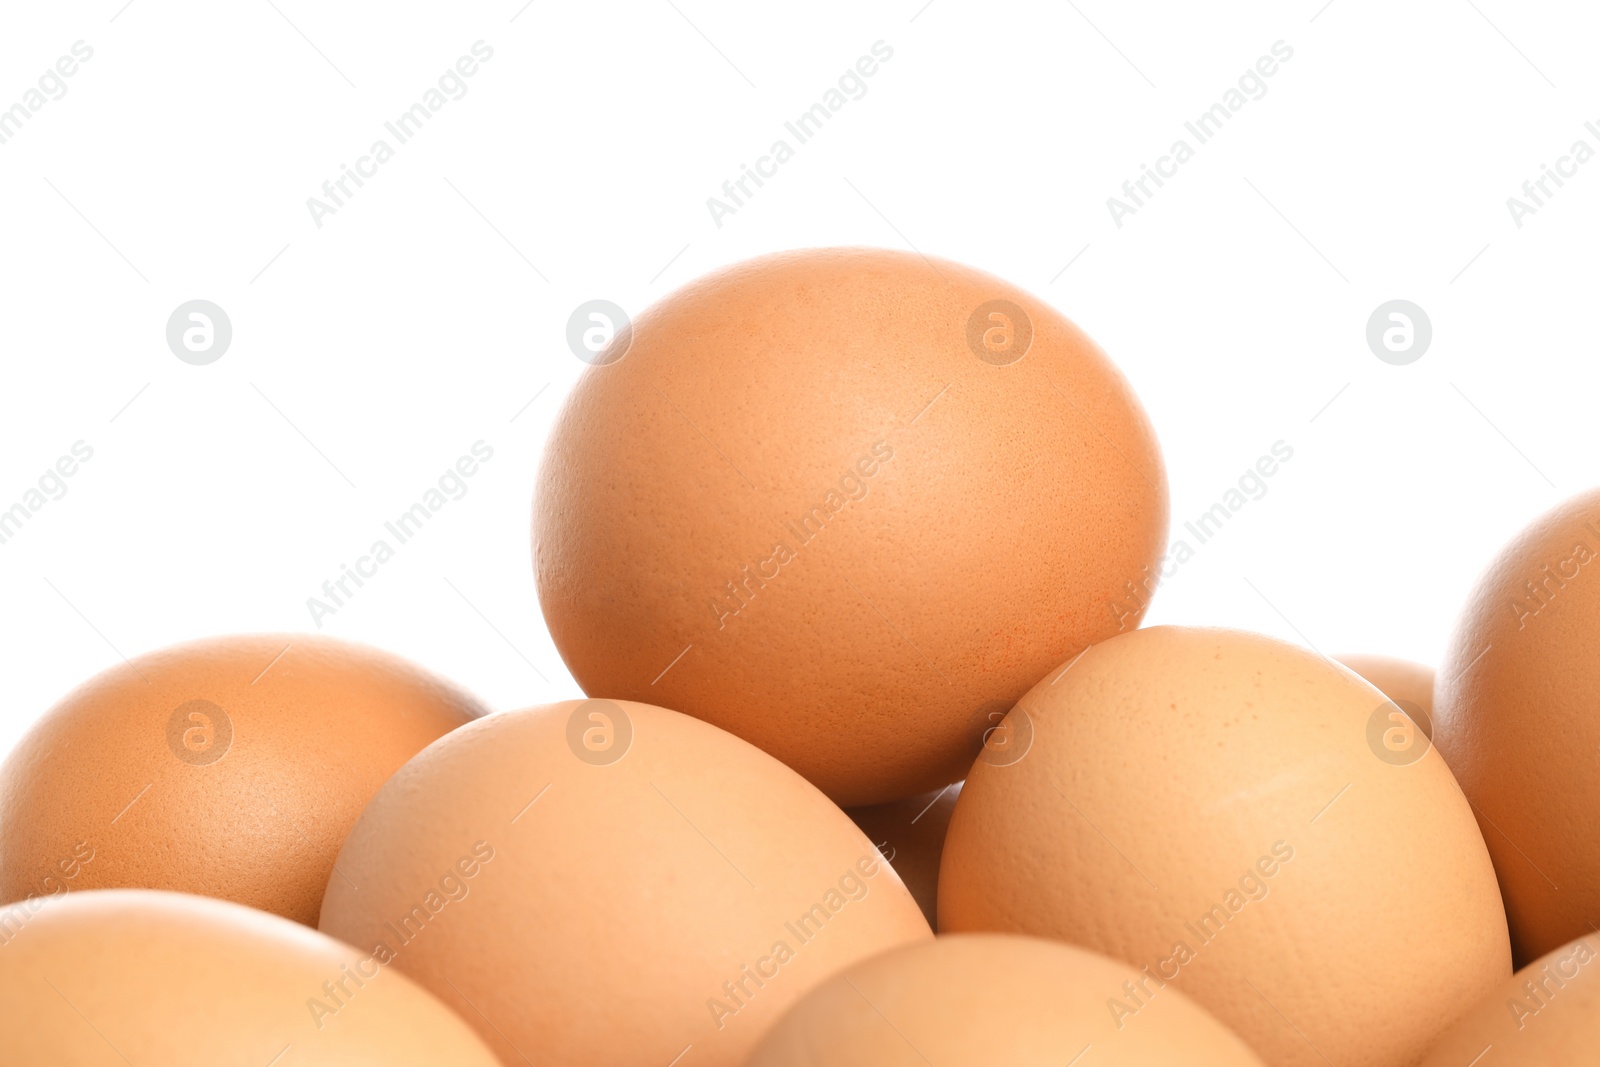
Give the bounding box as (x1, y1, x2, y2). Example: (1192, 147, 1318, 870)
(0, 634, 484, 925)
(847, 782, 962, 929)
(940, 626, 1509, 1067)
(534, 247, 1168, 806)
(0, 889, 502, 1065)
(747, 933, 1266, 1066)
(1435, 487, 1600, 965)
(319, 699, 931, 1067)
(1334, 654, 1435, 721)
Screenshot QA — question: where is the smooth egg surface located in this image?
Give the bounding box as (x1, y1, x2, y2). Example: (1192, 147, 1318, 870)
(318, 699, 932, 1067)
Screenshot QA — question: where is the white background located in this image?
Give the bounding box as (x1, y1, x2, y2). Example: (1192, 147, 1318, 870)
(2, 0, 1596, 761)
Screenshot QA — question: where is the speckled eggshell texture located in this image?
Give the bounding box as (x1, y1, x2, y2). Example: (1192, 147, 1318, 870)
(533, 247, 1168, 806)
(1435, 488, 1600, 965)
(318, 699, 932, 1067)
(0, 634, 484, 925)
(0, 888, 502, 1065)
(939, 626, 1509, 1067)
(746, 933, 1266, 1066)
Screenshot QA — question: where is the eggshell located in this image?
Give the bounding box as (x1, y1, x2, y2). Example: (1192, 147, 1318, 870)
(939, 626, 1510, 1067)
(1435, 488, 1600, 965)
(534, 247, 1168, 806)
(0, 888, 501, 1065)
(846, 782, 962, 928)
(318, 699, 932, 1066)
(747, 933, 1266, 1066)
(1334, 654, 1435, 720)
(0, 634, 483, 925)
(1420, 934, 1600, 1066)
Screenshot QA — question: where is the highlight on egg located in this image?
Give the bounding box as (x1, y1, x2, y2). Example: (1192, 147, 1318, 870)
(533, 247, 1169, 806)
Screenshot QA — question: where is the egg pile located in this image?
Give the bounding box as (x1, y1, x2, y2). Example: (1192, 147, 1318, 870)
(2, 248, 1595, 1066)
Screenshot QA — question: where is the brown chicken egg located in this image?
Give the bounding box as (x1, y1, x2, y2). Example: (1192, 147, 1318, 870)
(1334, 654, 1434, 721)
(1420, 934, 1600, 1066)
(0, 888, 501, 1065)
(939, 626, 1509, 1067)
(1435, 487, 1600, 965)
(747, 933, 1266, 1066)
(0, 634, 483, 925)
(534, 247, 1168, 806)
(847, 782, 962, 928)
(318, 699, 931, 1067)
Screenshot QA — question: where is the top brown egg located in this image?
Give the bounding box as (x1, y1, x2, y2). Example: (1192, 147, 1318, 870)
(534, 248, 1168, 806)
(0, 634, 484, 925)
